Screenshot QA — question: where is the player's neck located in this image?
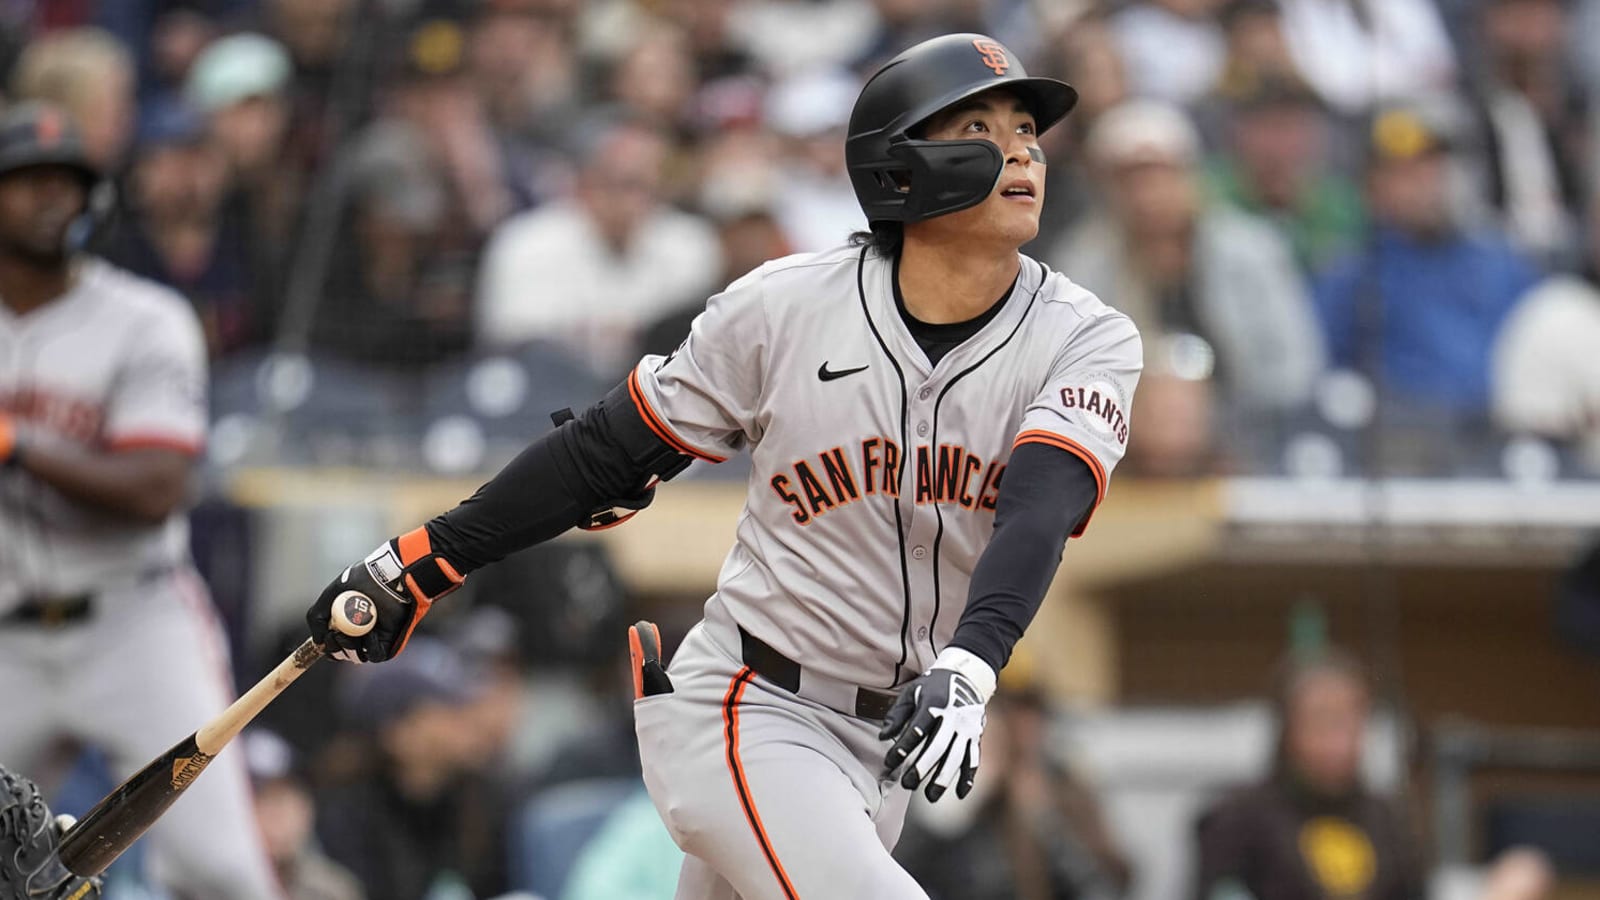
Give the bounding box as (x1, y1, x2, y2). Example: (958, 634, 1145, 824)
(0, 251, 73, 316)
(896, 237, 1020, 325)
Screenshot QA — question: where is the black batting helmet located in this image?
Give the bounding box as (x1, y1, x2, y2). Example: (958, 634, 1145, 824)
(0, 102, 98, 185)
(846, 34, 1077, 225)
(0, 102, 112, 251)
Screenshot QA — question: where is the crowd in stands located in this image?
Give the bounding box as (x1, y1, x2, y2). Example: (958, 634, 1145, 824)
(8, 0, 1600, 480)
(12, 0, 1600, 898)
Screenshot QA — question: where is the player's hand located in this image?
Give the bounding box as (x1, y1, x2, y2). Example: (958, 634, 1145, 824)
(305, 527, 463, 663)
(0, 765, 102, 898)
(879, 647, 996, 802)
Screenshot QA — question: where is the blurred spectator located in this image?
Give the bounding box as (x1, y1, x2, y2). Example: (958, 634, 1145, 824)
(658, 0, 758, 82)
(384, 18, 516, 237)
(1193, 649, 1426, 900)
(609, 22, 699, 136)
(895, 671, 1133, 900)
(1212, 0, 1302, 96)
(10, 27, 136, 171)
(264, 0, 356, 103)
(1466, 0, 1591, 269)
(316, 637, 515, 900)
(104, 101, 265, 357)
(309, 17, 515, 365)
(1029, 9, 1130, 252)
(142, 9, 217, 109)
(1050, 100, 1324, 417)
(1491, 194, 1600, 474)
(764, 67, 866, 253)
(853, 0, 957, 71)
(466, 7, 580, 207)
(186, 32, 298, 307)
(1110, 0, 1226, 106)
(1313, 106, 1539, 418)
(559, 789, 683, 900)
(245, 730, 366, 900)
(476, 115, 721, 378)
(443, 606, 539, 784)
(1203, 75, 1363, 273)
(310, 117, 475, 365)
(1276, 0, 1457, 115)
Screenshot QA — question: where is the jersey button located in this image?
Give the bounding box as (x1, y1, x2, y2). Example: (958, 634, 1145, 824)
(911, 545, 926, 559)
(918, 387, 932, 401)
(916, 421, 929, 437)
(917, 626, 928, 640)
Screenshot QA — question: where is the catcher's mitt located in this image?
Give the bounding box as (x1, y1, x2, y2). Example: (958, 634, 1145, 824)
(0, 766, 100, 900)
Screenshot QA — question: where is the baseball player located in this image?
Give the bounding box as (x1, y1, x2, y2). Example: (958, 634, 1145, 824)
(305, 33, 1141, 899)
(0, 103, 281, 899)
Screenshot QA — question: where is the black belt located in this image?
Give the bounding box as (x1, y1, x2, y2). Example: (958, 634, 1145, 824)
(738, 626, 899, 720)
(5, 594, 93, 627)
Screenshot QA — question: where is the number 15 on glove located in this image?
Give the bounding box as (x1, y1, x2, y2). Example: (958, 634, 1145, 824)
(879, 647, 996, 802)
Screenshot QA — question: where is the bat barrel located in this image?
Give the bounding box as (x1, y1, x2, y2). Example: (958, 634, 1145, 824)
(58, 734, 207, 876)
(57, 637, 328, 877)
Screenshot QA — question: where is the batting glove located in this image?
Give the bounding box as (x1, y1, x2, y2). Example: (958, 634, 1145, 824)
(306, 526, 463, 663)
(879, 647, 996, 802)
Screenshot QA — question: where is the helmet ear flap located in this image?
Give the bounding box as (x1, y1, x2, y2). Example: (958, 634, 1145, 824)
(887, 138, 1004, 222)
(65, 177, 115, 253)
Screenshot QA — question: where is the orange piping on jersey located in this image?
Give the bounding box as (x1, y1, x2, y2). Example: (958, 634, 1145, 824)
(1013, 430, 1106, 537)
(104, 433, 203, 456)
(723, 668, 800, 900)
(626, 369, 727, 464)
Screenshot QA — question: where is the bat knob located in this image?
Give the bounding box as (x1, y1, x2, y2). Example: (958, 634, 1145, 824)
(331, 591, 378, 637)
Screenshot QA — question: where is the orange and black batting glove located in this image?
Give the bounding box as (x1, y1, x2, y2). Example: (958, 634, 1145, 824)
(306, 526, 464, 663)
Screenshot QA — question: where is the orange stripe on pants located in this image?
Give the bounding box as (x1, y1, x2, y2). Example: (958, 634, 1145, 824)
(722, 668, 800, 899)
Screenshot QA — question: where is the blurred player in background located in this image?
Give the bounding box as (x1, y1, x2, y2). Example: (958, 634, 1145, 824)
(0, 102, 280, 899)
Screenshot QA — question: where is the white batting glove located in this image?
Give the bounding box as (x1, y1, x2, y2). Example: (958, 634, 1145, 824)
(879, 647, 996, 802)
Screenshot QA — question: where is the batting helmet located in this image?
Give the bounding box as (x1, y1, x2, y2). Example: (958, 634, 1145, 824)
(0, 102, 111, 250)
(846, 34, 1077, 225)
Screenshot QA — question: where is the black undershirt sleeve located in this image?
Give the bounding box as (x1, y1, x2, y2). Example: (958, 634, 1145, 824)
(947, 442, 1100, 672)
(423, 380, 692, 574)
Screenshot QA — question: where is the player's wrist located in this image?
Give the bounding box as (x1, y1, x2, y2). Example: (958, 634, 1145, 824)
(930, 646, 997, 703)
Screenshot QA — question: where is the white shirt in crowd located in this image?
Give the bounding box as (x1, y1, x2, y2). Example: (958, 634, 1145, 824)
(1278, 0, 1457, 114)
(476, 199, 723, 376)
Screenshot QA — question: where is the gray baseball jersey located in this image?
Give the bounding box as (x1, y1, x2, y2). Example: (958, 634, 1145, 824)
(629, 244, 1141, 689)
(0, 257, 280, 898)
(631, 244, 1141, 900)
(0, 257, 206, 612)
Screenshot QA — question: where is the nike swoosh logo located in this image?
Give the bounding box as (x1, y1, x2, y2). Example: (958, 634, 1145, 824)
(818, 362, 869, 382)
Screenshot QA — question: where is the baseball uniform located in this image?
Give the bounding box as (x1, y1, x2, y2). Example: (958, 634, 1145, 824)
(0, 258, 281, 899)
(629, 243, 1139, 899)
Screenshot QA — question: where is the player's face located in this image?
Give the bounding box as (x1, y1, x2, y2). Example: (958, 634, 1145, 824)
(0, 165, 85, 265)
(912, 89, 1045, 248)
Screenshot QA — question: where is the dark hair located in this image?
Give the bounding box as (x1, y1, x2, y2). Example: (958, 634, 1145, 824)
(848, 221, 903, 258)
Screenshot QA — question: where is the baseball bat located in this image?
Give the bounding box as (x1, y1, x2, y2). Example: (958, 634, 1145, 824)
(58, 591, 378, 877)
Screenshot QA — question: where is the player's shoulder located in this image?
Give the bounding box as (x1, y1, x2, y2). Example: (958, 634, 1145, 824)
(1028, 254, 1140, 341)
(79, 257, 202, 331)
(749, 243, 863, 286)
(715, 243, 864, 307)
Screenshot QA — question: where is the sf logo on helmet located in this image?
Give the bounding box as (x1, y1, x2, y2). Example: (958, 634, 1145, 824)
(972, 38, 1009, 75)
